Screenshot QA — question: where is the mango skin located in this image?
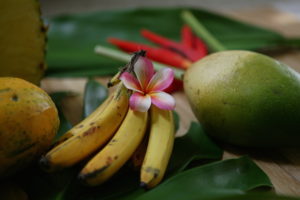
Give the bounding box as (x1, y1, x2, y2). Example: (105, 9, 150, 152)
(0, 77, 59, 177)
(184, 50, 300, 147)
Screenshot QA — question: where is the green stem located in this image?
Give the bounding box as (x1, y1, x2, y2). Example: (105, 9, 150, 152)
(282, 38, 300, 48)
(181, 10, 227, 52)
(94, 45, 185, 80)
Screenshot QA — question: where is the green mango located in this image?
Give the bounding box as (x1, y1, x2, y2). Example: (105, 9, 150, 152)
(184, 50, 300, 147)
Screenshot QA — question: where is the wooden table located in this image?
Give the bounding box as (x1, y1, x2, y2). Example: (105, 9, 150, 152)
(41, 7, 300, 197)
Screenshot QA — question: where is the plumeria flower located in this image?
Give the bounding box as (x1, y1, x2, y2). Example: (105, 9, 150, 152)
(120, 57, 175, 112)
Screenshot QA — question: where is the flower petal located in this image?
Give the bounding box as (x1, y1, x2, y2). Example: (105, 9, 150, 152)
(134, 57, 155, 90)
(129, 92, 151, 112)
(120, 72, 143, 93)
(149, 91, 175, 110)
(147, 68, 174, 92)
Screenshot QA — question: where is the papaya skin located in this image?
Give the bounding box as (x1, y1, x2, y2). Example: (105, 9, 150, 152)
(184, 50, 300, 147)
(0, 77, 59, 177)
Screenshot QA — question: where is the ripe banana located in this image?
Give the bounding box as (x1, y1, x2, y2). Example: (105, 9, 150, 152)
(53, 94, 112, 146)
(140, 106, 175, 188)
(107, 70, 121, 87)
(79, 109, 148, 186)
(40, 83, 129, 172)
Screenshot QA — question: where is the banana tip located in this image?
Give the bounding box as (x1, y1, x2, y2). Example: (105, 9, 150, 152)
(39, 156, 51, 171)
(140, 182, 148, 189)
(77, 173, 86, 183)
(107, 82, 113, 87)
(78, 173, 97, 187)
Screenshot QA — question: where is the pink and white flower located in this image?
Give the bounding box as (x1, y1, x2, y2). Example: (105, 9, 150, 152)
(120, 57, 175, 112)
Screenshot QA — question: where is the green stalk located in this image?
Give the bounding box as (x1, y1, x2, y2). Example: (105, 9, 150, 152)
(181, 10, 226, 52)
(282, 38, 300, 48)
(94, 45, 185, 80)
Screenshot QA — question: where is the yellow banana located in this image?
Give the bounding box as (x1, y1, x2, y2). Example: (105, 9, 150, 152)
(53, 95, 112, 146)
(79, 109, 148, 186)
(140, 106, 175, 188)
(40, 83, 129, 172)
(107, 70, 121, 87)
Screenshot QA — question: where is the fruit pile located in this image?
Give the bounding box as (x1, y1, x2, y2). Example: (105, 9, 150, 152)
(40, 52, 175, 188)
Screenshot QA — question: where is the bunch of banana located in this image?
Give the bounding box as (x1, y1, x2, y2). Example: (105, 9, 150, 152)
(40, 55, 175, 189)
(40, 83, 129, 171)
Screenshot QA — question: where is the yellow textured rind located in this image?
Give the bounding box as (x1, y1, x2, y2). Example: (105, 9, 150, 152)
(0, 77, 59, 177)
(0, 0, 47, 85)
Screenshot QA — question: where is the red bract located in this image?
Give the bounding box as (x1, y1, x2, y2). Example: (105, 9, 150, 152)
(108, 38, 191, 69)
(107, 25, 208, 92)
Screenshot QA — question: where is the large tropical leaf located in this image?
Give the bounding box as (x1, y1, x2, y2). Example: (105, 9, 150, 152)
(167, 122, 223, 175)
(135, 156, 273, 200)
(46, 8, 297, 77)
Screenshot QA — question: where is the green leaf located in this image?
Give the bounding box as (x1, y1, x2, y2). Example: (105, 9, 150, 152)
(46, 67, 119, 78)
(46, 8, 298, 77)
(167, 122, 223, 175)
(83, 79, 108, 118)
(58, 166, 141, 200)
(210, 193, 300, 200)
(19, 120, 227, 200)
(50, 92, 73, 142)
(61, 122, 224, 200)
(18, 164, 80, 200)
(135, 156, 273, 200)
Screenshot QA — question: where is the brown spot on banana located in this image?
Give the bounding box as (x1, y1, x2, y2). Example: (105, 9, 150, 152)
(89, 122, 95, 126)
(76, 125, 84, 129)
(144, 166, 160, 178)
(82, 126, 99, 137)
(108, 139, 117, 146)
(106, 156, 114, 165)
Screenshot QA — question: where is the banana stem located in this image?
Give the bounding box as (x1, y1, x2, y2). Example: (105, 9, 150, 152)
(181, 10, 226, 52)
(94, 45, 185, 80)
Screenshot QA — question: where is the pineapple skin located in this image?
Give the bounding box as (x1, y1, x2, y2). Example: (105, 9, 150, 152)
(0, 0, 47, 85)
